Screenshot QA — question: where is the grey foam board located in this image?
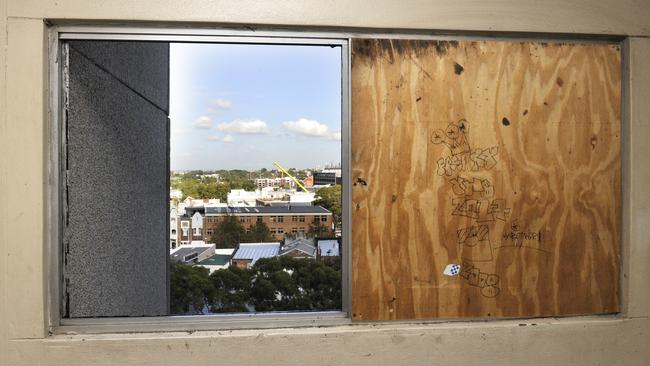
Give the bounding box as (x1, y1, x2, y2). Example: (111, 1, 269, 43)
(68, 40, 170, 113)
(65, 41, 169, 317)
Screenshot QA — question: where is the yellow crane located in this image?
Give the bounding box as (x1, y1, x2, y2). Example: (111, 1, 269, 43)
(273, 161, 308, 192)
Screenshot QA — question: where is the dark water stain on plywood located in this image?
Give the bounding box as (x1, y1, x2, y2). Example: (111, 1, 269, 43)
(454, 62, 464, 75)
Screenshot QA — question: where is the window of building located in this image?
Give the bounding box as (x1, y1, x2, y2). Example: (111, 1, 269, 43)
(54, 27, 623, 334)
(52, 30, 349, 328)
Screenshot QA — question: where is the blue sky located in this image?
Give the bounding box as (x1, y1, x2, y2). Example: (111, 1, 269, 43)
(170, 43, 342, 171)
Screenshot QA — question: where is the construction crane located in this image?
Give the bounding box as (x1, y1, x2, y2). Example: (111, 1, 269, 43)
(273, 161, 308, 193)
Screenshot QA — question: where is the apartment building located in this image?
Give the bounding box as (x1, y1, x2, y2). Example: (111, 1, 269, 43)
(204, 205, 332, 241)
(176, 205, 333, 243)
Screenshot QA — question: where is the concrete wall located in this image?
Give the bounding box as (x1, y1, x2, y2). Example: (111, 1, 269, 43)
(65, 40, 169, 317)
(1, 1, 649, 365)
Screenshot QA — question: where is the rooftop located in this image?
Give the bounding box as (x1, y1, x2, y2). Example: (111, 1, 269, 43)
(317, 239, 340, 257)
(198, 254, 231, 266)
(280, 238, 316, 257)
(232, 242, 281, 266)
(170, 244, 215, 263)
(205, 205, 331, 215)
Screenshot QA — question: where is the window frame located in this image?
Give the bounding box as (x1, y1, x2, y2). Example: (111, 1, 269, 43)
(46, 24, 621, 336)
(48, 25, 352, 334)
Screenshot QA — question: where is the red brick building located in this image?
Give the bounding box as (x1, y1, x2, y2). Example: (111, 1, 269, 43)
(178, 205, 333, 243)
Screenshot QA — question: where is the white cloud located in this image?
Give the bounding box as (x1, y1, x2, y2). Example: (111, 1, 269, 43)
(282, 118, 341, 140)
(207, 134, 233, 143)
(192, 116, 212, 129)
(328, 131, 342, 141)
(213, 98, 233, 109)
(216, 119, 270, 134)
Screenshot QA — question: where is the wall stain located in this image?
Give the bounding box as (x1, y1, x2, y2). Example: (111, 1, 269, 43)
(454, 62, 464, 75)
(353, 39, 460, 61)
(355, 177, 368, 186)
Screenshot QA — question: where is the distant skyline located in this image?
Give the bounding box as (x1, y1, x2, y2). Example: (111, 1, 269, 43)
(170, 43, 342, 171)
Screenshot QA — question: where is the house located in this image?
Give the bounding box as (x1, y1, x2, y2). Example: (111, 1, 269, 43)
(170, 243, 216, 264)
(197, 248, 235, 273)
(317, 239, 340, 260)
(203, 205, 333, 241)
(231, 242, 281, 269)
(280, 238, 316, 258)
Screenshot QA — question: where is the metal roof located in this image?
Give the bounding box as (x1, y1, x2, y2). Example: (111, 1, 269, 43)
(170, 245, 214, 263)
(317, 240, 340, 257)
(232, 242, 281, 266)
(205, 205, 331, 215)
(198, 254, 231, 266)
(280, 238, 316, 257)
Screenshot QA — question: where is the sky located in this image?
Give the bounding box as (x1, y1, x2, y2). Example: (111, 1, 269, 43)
(169, 43, 342, 171)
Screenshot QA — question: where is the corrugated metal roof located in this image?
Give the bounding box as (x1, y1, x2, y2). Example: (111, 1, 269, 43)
(317, 240, 340, 257)
(232, 242, 281, 265)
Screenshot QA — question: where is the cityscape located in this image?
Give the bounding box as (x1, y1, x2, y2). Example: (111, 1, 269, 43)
(168, 42, 343, 314)
(168, 166, 343, 314)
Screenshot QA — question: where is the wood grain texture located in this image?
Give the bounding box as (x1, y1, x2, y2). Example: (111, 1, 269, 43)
(351, 39, 621, 321)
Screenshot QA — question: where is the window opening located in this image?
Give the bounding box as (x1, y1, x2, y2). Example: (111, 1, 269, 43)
(168, 42, 343, 315)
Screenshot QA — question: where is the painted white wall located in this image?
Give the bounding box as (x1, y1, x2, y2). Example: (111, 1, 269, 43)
(1, 1, 649, 365)
(191, 212, 203, 229)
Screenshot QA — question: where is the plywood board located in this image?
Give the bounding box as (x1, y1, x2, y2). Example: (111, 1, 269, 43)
(351, 39, 621, 321)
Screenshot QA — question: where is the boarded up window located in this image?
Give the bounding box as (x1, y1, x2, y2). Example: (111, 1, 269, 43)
(351, 39, 620, 320)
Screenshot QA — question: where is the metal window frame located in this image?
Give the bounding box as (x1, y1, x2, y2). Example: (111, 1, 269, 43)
(48, 25, 352, 335)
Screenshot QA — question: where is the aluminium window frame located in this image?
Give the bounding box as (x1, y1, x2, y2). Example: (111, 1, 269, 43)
(47, 25, 353, 334)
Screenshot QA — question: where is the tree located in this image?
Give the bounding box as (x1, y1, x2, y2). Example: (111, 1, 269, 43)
(314, 185, 342, 230)
(231, 179, 256, 191)
(171, 169, 259, 201)
(242, 220, 275, 243)
(248, 256, 341, 312)
(209, 266, 252, 313)
(170, 261, 214, 314)
(308, 220, 333, 238)
(210, 215, 245, 248)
